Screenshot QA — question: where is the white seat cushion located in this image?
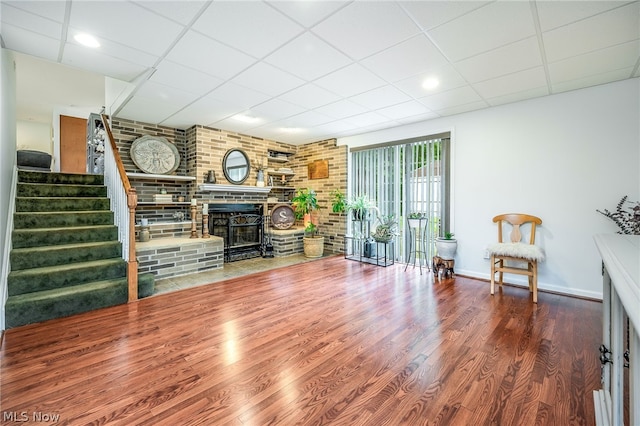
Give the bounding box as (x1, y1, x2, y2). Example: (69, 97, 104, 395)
(487, 242, 545, 262)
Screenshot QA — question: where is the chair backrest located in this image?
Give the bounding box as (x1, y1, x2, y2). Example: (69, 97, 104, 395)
(493, 213, 542, 244)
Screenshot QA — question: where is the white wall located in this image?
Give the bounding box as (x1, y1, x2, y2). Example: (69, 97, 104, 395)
(340, 78, 640, 300)
(1, 49, 18, 331)
(17, 120, 51, 153)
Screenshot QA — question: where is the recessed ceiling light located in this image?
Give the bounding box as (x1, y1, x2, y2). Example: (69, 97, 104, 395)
(232, 114, 261, 124)
(74, 33, 100, 48)
(422, 77, 440, 90)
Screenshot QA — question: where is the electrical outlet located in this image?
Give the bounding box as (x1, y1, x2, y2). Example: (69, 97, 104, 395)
(483, 249, 490, 259)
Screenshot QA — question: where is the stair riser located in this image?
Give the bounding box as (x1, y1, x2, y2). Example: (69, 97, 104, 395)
(13, 211, 114, 229)
(16, 198, 110, 212)
(17, 183, 107, 198)
(10, 242, 122, 270)
(18, 171, 104, 185)
(5, 282, 128, 328)
(12, 226, 119, 249)
(8, 261, 127, 296)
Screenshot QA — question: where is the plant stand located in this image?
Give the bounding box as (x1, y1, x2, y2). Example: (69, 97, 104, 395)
(405, 217, 429, 274)
(344, 236, 395, 267)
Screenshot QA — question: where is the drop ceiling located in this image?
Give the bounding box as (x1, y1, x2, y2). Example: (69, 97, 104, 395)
(2, 0, 639, 145)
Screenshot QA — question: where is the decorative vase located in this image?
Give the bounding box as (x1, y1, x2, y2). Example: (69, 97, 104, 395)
(435, 238, 457, 260)
(256, 170, 265, 187)
(139, 225, 151, 242)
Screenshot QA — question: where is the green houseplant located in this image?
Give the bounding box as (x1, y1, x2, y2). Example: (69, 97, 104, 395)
(292, 188, 324, 258)
(347, 194, 375, 221)
(371, 214, 399, 243)
(330, 189, 348, 214)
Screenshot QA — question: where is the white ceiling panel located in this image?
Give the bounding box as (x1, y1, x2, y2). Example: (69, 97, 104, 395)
(473, 67, 548, 100)
(548, 41, 640, 84)
(133, 1, 208, 26)
(361, 34, 449, 83)
(399, 1, 490, 31)
(314, 63, 386, 98)
(312, 2, 421, 60)
(278, 84, 341, 109)
(264, 32, 351, 81)
(232, 62, 305, 97)
(192, 1, 303, 58)
(454, 36, 543, 83)
(269, 1, 349, 28)
(5, 0, 639, 145)
(164, 30, 256, 80)
(428, 1, 536, 62)
(536, 1, 630, 32)
(69, 2, 184, 56)
(418, 86, 482, 111)
(349, 85, 412, 110)
(150, 60, 224, 95)
(542, 2, 640, 62)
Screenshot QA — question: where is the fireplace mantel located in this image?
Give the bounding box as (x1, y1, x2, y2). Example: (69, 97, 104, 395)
(198, 184, 272, 194)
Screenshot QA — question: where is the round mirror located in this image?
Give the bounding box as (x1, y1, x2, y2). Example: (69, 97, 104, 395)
(222, 149, 250, 184)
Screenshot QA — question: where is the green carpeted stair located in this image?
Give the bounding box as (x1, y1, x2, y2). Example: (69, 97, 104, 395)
(6, 170, 154, 328)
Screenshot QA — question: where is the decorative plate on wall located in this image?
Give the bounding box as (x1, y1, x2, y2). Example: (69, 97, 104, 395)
(271, 203, 295, 230)
(130, 135, 180, 175)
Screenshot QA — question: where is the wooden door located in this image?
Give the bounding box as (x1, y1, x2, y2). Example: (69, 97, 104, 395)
(60, 115, 87, 174)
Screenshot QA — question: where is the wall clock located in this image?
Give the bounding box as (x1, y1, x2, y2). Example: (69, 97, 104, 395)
(130, 135, 180, 175)
(271, 204, 295, 229)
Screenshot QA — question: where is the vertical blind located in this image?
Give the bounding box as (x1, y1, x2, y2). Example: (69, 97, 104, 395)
(350, 135, 450, 262)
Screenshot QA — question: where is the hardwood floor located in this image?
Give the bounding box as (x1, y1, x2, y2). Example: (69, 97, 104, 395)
(1, 255, 602, 425)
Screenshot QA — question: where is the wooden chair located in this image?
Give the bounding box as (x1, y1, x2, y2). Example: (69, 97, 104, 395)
(488, 214, 544, 303)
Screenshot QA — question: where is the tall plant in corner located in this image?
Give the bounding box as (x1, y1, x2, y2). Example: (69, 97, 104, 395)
(291, 188, 319, 227)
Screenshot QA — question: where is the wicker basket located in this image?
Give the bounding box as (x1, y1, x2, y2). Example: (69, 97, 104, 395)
(303, 236, 325, 258)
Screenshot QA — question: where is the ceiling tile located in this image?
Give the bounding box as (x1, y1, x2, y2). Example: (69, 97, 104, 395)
(69, 2, 184, 56)
(165, 30, 256, 80)
(418, 86, 482, 111)
(396, 111, 440, 124)
(552, 68, 635, 94)
(344, 111, 393, 128)
(62, 43, 148, 82)
(119, 82, 199, 125)
(151, 60, 224, 95)
(278, 83, 341, 109)
(1, 3, 63, 39)
(399, 1, 491, 31)
(349, 85, 412, 110)
(361, 34, 449, 82)
(536, 1, 630, 31)
(312, 2, 421, 60)
(454, 36, 543, 83)
(264, 32, 352, 80)
(315, 99, 368, 120)
(548, 41, 640, 84)
(472, 67, 548, 99)
(543, 2, 640, 62)
(485, 86, 550, 107)
(250, 98, 306, 121)
(314, 63, 386, 98)
(207, 82, 271, 109)
(161, 93, 244, 129)
(192, 1, 303, 58)
(0, 24, 60, 62)
(268, 1, 350, 28)
(232, 62, 305, 97)
(132, 1, 208, 26)
(427, 1, 536, 62)
(394, 63, 467, 98)
(437, 100, 489, 117)
(376, 101, 432, 120)
(278, 110, 334, 127)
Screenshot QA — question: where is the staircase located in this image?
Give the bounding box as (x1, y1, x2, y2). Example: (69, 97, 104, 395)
(5, 170, 154, 328)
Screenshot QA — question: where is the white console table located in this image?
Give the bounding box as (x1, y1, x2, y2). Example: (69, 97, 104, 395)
(593, 234, 639, 426)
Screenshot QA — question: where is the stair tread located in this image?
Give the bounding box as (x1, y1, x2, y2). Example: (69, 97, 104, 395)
(14, 224, 117, 232)
(8, 258, 126, 277)
(11, 240, 120, 253)
(6, 278, 127, 303)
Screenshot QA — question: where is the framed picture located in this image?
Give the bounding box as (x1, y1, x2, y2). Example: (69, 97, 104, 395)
(308, 160, 329, 179)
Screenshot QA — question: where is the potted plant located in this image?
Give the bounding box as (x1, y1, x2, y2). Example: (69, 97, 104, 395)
(347, 194, 375, 221)
(302, 222, 324, 258)
(597, 195, 640, 234)
(407, 212, 427, 228)
(371, 214, 399, 243)
(330, 189, 348, 214)
(291, 188, 319, 227)
(435, 231, 457, 260)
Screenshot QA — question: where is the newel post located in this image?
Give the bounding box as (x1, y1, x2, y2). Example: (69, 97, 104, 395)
(127, 188, 138, 302)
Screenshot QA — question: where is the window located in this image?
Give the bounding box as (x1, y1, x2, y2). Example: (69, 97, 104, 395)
(350, 133, 451, 262)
